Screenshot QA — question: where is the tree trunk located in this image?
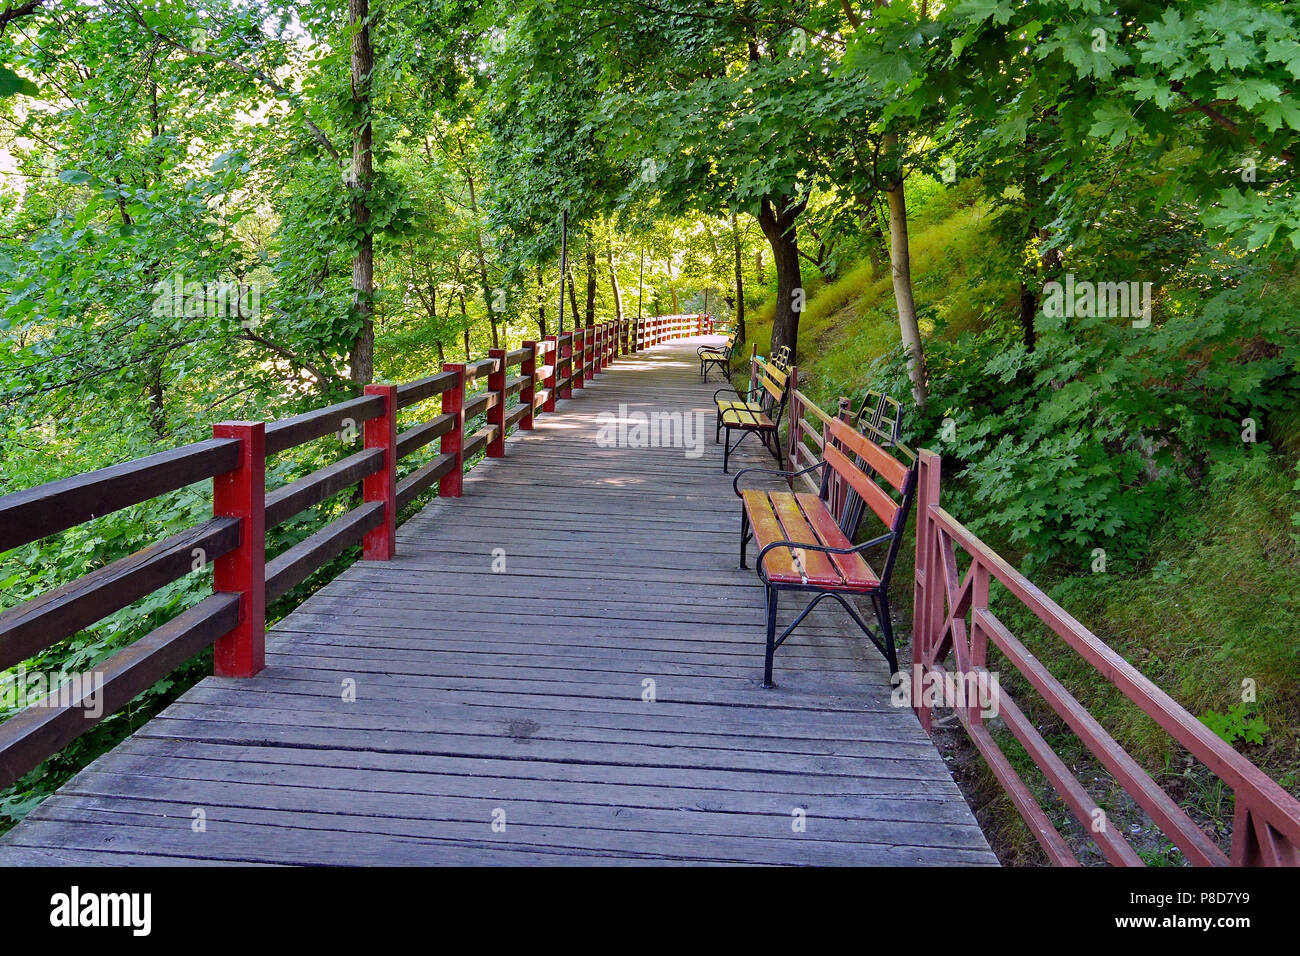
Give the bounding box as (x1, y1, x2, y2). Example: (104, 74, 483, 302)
(756, 191, 806, 364)
(148, 360, 166, 440)
(536, 266, 547, 337)
(860, 198, 890, 278)
(347, 0, 375, 390)
(608, 247, 623, 322)
(566, 264, 582, 327)
(463, 169, 497, 348)
(584, 244, 597, 326)
(883, 134, 928, 406)
(730, 211, 746, 342)
(459, 291, 470, 360)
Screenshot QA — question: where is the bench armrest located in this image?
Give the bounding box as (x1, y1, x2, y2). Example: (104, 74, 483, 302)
(732, 460, 825, 497)
(713, 383, 760, 404)
(754, 533, 894, 583)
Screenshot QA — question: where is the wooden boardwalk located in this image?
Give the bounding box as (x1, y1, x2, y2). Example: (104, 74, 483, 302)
(0, 338, 994, 866)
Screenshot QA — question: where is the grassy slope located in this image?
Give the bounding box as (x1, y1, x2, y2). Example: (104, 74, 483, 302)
(733, 192, 1300, 863)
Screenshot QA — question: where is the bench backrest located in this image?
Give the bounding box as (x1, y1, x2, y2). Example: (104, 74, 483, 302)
(819, 417, 917, 589)
(751, 356, 793, 423)
(854, 389, 903, 447)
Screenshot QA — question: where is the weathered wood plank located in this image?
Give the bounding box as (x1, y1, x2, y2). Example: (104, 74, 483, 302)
(0, 338, 993, 867)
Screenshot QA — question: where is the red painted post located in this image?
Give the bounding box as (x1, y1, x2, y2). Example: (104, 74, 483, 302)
(487, 348, 506, 457)
(574, 328, 586, 389)
(521, 340, 537, 430)
(558, 333, 573, 400)
(912, 449, 942, 732)
(439, 363, 465, 497)
(212, 421, 265, 678)
(544, 335, 559, 410)
(362, 384, 397, 560)
(592, 325, 602, 375)
(608, 321, 616, 364)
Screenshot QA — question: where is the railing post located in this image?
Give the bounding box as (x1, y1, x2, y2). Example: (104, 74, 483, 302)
(544, 335, 559, 410)
(212, 421, 266, 678)
(362, 384, 397, 561)
(593, 324, 603, 375)
(487, 348, 506, 457)
(561, 333, 574, 399)
(439, 363, 465, 497)
(521, 340, 537, 430)
(912, 449, 941, 732)
(574, 328, 586, 389)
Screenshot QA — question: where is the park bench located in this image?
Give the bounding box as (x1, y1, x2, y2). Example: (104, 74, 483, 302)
(697, 333, 737, 380)
(713, 354, 792, 473)
(854, 389, 903, 446)
(733, 416, 917, 687)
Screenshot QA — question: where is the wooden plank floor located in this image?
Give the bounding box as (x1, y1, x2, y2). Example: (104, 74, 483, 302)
(0, 337, 995, 866)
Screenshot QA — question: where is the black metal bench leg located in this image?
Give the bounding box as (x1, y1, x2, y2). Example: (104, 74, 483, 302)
(763, 586, 778, 688)
(739, 506, 750, 568)
(874, 593, 899, 677)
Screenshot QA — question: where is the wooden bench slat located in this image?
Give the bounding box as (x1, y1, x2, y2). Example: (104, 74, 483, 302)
(740, 491, 799, 582)
(828, 418, 909, 491)
(767, 495, 842, 586)
(721, 407, 771, 429)
(825, 445, 899, 527)
(794, 493, 879, 590)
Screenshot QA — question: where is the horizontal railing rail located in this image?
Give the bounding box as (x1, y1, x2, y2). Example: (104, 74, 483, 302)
(0, 314, 714, 790)
(911, 449, 1300, 866)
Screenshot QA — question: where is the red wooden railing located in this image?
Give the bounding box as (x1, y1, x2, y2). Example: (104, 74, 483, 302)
(912, 449, 1300, 866)
(0, 314, 712, 789)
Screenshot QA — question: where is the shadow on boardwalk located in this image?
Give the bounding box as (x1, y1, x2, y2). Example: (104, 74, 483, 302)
(0, 338, 995, 866)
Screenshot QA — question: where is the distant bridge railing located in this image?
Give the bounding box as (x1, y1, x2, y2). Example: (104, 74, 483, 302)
(0, 313, 713, 789)
(911, 449, 1300, 866)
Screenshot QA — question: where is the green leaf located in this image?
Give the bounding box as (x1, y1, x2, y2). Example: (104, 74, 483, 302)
(0, 66, 37, 98)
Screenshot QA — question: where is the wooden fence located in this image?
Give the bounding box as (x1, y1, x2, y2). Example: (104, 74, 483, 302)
(911, 450, 1300, 866)
(0, 314, 712, 790)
